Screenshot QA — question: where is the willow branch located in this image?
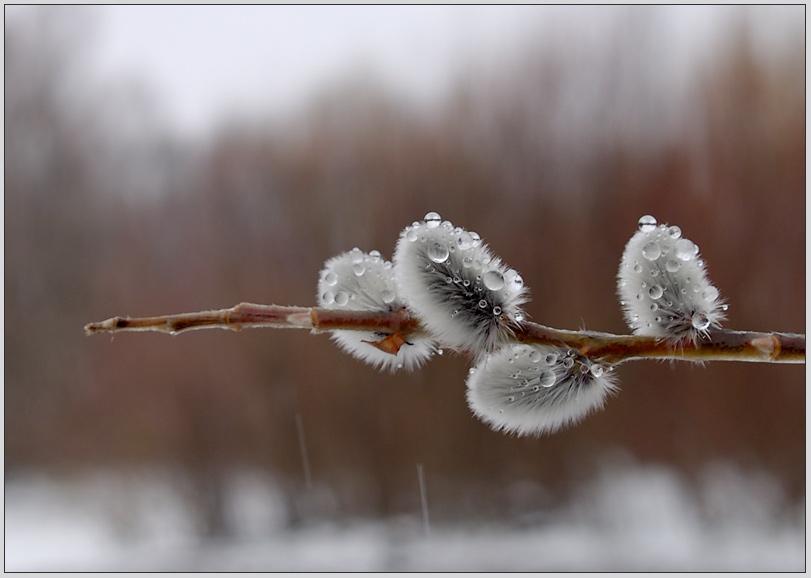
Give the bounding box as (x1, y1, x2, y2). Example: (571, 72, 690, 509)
(84, 303, 804, 365)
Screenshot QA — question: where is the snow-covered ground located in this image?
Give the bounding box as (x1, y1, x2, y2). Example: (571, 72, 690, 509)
(5, 464, 804, 571)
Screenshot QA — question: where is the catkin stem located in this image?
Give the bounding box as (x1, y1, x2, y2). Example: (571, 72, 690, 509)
(84, 303, 804, 365)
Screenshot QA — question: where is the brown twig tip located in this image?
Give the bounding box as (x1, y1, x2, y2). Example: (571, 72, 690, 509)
(84, 304, 804, 365)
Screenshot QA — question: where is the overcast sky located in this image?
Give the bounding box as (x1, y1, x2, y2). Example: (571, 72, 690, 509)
(7, 5, 801, 137)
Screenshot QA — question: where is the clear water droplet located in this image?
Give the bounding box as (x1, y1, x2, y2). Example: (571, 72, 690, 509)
(381, 289, 395, 304)
(321, 291, 335, 305)
(482, 270, 505, 291)
(563, 357, 575, 369)
(478, 299, 488, 309)
(407, 229, 418, 242)
(428, 243, 449, 263)
(545, 353, 558, 365)
(665, 259, 680, 273)
(493, 306, 502, 316)
(650, 303, 659, 312)
(468, 367, 476, 376)
(638, 215, 657, 232)
(590, 364, 604, 378)
(703, 286, 719, 301)
(324, 271, 338, 286)
(691, 312, 710, 331)
(721, 304, 729, 311)
(633, 263, 643, 273)
(463, 279, 471, 287)
(424, 211, 441, 228)
(514, 312, 524, 322)
(437, 348, 444, 356)
(529, 350, 541, 363)
(642, 241, 661, 261)
(334, 291, 349, 306)
(649, 284, 663, 299)
(457, 233, 474, 250)
(350, 249, 364, 264)
(668, 225, 682, 239)
(675, 239, 697, 261)
(353, 263, 366, 276)
(539, 370, 556, 388)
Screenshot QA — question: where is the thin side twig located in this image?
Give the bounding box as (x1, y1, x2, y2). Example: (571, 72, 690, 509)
(84, 303, 805, 365)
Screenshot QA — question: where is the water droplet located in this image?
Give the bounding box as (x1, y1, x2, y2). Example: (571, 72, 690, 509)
(514, 312, 524, 322)
(428, 243, 449, 263)
(441, 220, 453, 230)
(544, 353, 558, 365)
(703, 286, 719, 301)
(668, 225, 682, 239)
(353, 263, 366, 276)
(483, 270, 505, 291)
(324, 271, 338, 286)
(424, 211, 441, 228)
(539, 370, 556, 388)
(369, 250, 381, 258)
(633, 263, 643, 273)
(493, 306, 502, 316)
(478, 299, 488, 309)
(334, 292, 349, 306)
(321, 291, 335, 305)
(648, 284, 663, 299)
(638, 215, 657, 232)
(463, 279, 471, 287)
(381, 289, 395, 304)
(675, 239, 697, 262)
(350, 249, 364, 264)
(396, 363, 403, 370)
(721, 304, 729, 311)
(468, 367, 476, 376)
(650, 303, 659, 311)
(457, 233, 474, 250)
(563, 357, 574, 369)
(691, 312, 710, 331)
(437, 348, 444, 356)
(590, 364, 604, 378)
(665, 259, 680, 273)
(642, 241, 661, 261)
(407, 229, 418, 242)
(529, 350, 541, 363)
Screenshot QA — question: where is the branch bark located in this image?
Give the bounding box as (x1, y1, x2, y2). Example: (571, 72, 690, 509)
(84, 303, 804, 365)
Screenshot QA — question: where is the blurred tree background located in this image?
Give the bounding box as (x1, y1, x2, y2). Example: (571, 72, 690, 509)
(5, 5, 804, 541)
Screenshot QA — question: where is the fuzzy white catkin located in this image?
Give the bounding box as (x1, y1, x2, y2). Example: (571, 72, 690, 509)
(317, 248, 435, 371)
(617, 216, 726, 342)
(466, 344, 618, 436)
(393, 212, 528, 354)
